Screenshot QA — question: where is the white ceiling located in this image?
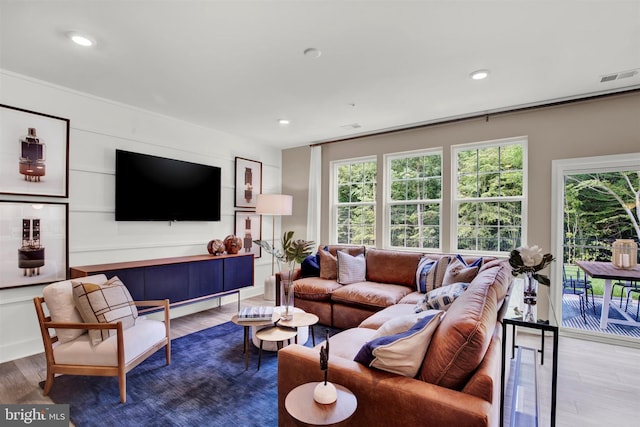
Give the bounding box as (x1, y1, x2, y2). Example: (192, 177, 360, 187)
(1, 0, 639, 149)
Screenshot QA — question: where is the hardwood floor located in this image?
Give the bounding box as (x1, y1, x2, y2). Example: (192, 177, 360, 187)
(1, 295, 639, 426)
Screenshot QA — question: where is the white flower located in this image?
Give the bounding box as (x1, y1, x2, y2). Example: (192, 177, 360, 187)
(518, 245, 543, 267)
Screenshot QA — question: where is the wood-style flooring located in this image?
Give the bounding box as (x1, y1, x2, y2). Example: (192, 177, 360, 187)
(1, 295, 639, 426)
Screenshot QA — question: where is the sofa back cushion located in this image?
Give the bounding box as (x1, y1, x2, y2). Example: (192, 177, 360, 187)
(365, 248, 423, 287)
(419, 262, 512, 390)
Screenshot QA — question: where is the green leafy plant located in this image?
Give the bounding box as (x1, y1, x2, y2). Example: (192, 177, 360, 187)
(254, 231, 315, 274)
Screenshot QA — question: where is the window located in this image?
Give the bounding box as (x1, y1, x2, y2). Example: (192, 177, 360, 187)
(386, 150, 442, 249)
(332, 157, 377, 245)
(452, 138, 526, 253)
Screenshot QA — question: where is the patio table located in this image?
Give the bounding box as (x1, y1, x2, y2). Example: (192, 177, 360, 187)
(576, 261, 640, 329)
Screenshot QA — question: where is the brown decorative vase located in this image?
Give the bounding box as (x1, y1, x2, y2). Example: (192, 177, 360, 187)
(223, 235, 243, 254)
(207, 239, 225, 256)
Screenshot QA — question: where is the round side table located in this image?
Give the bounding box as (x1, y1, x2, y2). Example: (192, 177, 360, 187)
(255, 326, 297, 370)
(285, 382, 357, 426)
(231, 313, 278, 371)
(277, 312, 320, 345)
(251, 307, 309, 350)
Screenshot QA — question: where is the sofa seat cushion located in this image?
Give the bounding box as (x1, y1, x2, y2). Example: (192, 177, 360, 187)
(331, 282, 413, 309)
(42, 274, 108, 343)
(358, 303, 424, 329)
(293, 277, 343, 301)
(398, 291, 423, 305)
(52, 317, 167, 367)
(320, 327, 376, 360)
(419, 263, 511, 390)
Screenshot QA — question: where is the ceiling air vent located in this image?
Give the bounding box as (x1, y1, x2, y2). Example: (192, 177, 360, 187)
(340, 123, 362, 130)
(600, 69, 638, 83)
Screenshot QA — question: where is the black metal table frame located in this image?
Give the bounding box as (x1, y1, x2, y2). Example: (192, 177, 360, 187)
(500, 318, 558, 427)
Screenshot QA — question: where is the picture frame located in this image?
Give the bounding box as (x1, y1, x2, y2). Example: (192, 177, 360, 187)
(0, 201, 69, 289)
(0, 104, 70, 197)
(234, 211, 262, 259)
(234, 157, 262, 208)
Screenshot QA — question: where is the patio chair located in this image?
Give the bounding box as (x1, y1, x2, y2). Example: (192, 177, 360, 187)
(34, 274, 171, 403)
(624, 284, 640, 320)
(613, 280, 640, 309)
(563, 266, 596, 315)
(562, 274, 587, 324)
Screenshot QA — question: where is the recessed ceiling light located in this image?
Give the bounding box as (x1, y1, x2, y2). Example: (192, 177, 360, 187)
(67, 31, 94, 47)
(470, 69, 490, 80)
(278, 119, 290, 125)
(303, 48, 322, 58)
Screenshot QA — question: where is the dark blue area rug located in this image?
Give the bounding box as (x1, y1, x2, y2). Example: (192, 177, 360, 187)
(42, 321, 333, 427)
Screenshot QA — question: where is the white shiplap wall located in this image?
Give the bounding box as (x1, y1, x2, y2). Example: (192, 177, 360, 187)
(0, 70, 282, 363)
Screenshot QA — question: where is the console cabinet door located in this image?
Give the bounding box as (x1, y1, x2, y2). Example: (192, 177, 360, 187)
(223, 256, 253, 291)
(102, 268, 145, 301)
(189, 260, 223, 298)
(144, 264, 190, 302)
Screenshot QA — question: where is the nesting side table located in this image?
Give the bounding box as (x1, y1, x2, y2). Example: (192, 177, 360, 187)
(231, 313, 278, 370)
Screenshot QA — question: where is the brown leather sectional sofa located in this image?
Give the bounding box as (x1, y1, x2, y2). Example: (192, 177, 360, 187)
(277, 247, 514, 427)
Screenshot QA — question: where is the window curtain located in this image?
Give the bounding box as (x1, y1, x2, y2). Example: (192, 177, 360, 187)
(306, 145, 322, 245)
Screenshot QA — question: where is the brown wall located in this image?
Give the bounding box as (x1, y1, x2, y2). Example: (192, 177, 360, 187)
(283, 91, 640, 255)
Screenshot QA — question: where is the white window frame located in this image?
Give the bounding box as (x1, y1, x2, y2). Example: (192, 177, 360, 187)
(383, 148, 443, 250)
(330, 156, 377, 245)
(450, 136, 528, 255)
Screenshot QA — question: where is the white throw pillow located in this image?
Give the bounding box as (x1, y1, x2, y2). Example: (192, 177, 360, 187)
(371, 310, 443, 340)
(42, 275, 108, 343)
(337, 251, 366, 285)
(354, 311, 444, 377)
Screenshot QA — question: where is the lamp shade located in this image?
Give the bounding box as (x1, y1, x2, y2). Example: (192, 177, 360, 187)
(255, 194, 293, 216)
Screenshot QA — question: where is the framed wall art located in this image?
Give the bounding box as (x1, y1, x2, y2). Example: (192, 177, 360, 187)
(234, 157, 262, 208)
(0, 104, 70, 197)
(0, 201, 69, 289)
(234, 211, 262, 258)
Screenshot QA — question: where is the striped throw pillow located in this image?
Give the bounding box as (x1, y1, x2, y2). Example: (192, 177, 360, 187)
(337, 251, 366, 285)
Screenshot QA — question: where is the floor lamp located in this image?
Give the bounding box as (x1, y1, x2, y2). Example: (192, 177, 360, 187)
(256, 194, 293, 275)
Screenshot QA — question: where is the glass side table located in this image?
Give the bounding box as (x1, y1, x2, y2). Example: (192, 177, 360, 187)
(500, 317, 558, 427)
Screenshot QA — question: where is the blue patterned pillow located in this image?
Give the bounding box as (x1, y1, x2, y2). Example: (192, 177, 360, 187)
(415, 282, 469, 312)
(354, 311, 443, 377)
(415, 256, 450, 293)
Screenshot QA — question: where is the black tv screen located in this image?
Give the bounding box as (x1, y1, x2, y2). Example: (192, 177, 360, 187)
(115, 149, 221, 221)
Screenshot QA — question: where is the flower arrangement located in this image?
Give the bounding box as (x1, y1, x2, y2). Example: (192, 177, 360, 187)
(254, 231, 315, 276)
(508, 245, 554, 286)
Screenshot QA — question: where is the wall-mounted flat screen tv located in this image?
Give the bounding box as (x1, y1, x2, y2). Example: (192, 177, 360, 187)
(115, 149, 221, 221)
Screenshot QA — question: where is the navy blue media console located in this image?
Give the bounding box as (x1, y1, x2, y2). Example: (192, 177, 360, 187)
(70, 253, 254, 311)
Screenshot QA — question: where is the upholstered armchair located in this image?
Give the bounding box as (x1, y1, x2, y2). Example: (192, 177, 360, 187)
(33, 274, 171, 403)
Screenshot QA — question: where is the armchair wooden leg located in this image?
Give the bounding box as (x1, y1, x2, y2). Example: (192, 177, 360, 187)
(119, 372, 126, 403)
(43, 370, 54, 396)
(166, 340, 171, 365)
